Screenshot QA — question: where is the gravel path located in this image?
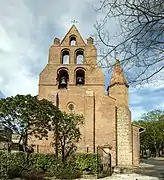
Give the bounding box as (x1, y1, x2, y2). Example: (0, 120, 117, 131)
(101, 173, 159, 180)
(79, 173, 159, 180)
(79, 158, 164, 180)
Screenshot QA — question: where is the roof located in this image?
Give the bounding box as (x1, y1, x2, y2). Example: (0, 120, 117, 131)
(60, 24, 86, 46)
(132, 123, 145, 133)
(108, 59, 129, 90)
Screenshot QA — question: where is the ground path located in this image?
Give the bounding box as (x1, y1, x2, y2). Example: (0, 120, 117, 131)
(80, 158, 164, 180)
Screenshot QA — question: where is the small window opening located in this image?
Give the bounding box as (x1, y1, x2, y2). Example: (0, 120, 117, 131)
(62, 50, 69, 64)
(70, 36, 76, 46)
(76, 51, 84, 64)
(76, 69, 85, 85)
(57, 69, 69, 89)
(67, 103, 75, 112)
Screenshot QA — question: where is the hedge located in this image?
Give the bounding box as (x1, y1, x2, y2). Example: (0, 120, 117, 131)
(74, 153, 98, 174)
(0, 152, 98, 179)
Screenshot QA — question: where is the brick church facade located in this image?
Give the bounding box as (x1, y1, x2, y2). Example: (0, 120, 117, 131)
(30, 25, 143, 167)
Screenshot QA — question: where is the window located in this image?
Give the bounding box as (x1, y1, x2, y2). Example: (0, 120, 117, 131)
(61, 50, 69, 64)
(67, 102, 75, 112)
(76, 50, 84, 64)
(70, 36, 76, 46)
(76, 69, 85, 85)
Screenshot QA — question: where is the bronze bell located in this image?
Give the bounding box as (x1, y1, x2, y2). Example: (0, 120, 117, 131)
(60, 77, 67, 85)
(77, 77, 84, 84)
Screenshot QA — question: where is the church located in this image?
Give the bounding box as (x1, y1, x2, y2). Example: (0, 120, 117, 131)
(31, 25, 143, 167)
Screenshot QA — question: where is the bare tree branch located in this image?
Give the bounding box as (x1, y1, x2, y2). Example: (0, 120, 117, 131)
(95, 0, 164, 86)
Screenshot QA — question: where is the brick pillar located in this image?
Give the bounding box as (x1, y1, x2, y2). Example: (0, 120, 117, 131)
(116, 106, 132, 166)
(132, 125, 141, 166)
(84, 91, 94, 153)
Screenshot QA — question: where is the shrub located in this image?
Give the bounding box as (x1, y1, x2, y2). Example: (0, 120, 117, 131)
(0, 152, 28, 179)
(0, 152, 98, 178)
(55, 164, 82, 179)
(74, 153, 98, 174)
(31, 153, 59, 172)
(20, 169, 45, 180)
(7, 166, 22, 179)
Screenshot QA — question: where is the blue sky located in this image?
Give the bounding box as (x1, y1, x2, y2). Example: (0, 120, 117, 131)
(0, 0, 164, 120)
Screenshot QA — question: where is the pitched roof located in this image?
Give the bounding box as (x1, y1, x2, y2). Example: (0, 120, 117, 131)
(108, 59, 129, 89)
(60, 25, 86, 46)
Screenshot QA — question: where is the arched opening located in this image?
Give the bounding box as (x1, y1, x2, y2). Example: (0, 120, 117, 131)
(76, 50, 84, 64)
(57, 69, 69, 89)
(67, 102, 75, 112)
(76, 69, 85, 85)
(70, 36, 76, 46)
(61, 50, 69, 64)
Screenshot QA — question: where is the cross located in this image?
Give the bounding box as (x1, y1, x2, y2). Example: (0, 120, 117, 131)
(71, 20, 78, 24)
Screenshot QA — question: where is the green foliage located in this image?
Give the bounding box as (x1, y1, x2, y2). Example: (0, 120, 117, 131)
(134, 109, 164, 157)
(140, 110, 164, 122)
(0, 152, 27, 178)
(52, 112, 83, 162)
(0, 152, 59, 178)
(0, 94, 62, 149)
(20, 169, 45, 180)
(54, 164, 82, 179)
(75, 153, 98, 174)
(31, 153, 62, 176)
(0, 152, 98, 179)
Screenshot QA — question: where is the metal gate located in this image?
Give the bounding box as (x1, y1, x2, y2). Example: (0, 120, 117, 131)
(97, 146, 112, 178)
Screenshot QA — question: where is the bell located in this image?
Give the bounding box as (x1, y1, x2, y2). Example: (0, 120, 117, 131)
(77, 77, 84, 85)
(60, 77, 67, 85)
(77, 77, 83, 83)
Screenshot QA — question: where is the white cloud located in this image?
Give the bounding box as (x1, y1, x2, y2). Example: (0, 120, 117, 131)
(0, 0, 164, 120)
(0, 0, 103, 97)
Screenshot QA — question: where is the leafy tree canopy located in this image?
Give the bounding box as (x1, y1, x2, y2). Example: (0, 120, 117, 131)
(134, 109, 164, 157)
(0, 94, 62, 148)
(52, 112, 83, 162)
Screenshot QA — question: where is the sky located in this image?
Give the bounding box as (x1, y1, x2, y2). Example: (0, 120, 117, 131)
(0, 0, 164, 120)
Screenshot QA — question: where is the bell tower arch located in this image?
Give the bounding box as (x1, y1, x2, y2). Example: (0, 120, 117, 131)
(57, 68, 69, 89)
(39, 24, 104, 95)
(38, 25, 105, 154)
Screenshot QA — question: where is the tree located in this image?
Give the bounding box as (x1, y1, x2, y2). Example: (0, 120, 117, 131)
(95, 0, 164, 86)
(52, 112, 83, 163)
(0, 94, 62, 151)
(134, 110, 164, 157)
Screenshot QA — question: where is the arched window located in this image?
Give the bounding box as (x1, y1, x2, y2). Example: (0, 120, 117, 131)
(76, 69, 85, 85)
(57, 68, 69, 89)
(61, 50, 69, 64)
(70, 36, 76, 46)
(76, 50, 84, 64)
